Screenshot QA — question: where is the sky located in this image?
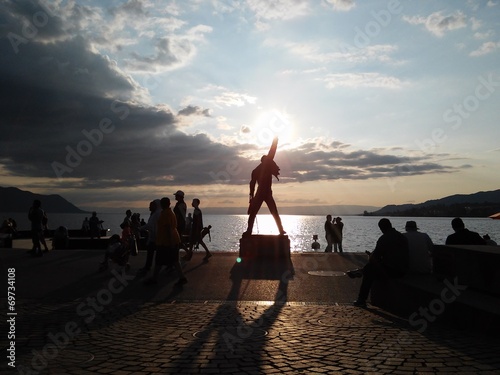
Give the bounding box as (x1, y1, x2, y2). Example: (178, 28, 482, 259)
(1, 0, 499, 212)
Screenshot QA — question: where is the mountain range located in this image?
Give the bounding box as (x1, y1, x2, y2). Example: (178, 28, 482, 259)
(0, 186, 87, 213)
(368, 189, 500, 217)
(1, 186, 499, 216)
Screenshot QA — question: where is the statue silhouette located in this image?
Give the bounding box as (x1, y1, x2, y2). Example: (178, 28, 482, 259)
(243, 137, 285, 236)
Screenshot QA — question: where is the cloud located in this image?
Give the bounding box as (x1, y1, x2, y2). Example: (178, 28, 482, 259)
(403, 11, 467, 37)
(324, 0, 356, 12)
(124, 25, 213, 72)
(200, 85, 257, 108)
(240, 125, 251, 134)
(274, 142, 456, 182)
(470, 41, 500, 56)
(0, 1, 461, 202)
(265, 38, 400, 65)
(320, 73, 405, 89)
(178, 105, 211, 117)
(246, 0, 311, 21)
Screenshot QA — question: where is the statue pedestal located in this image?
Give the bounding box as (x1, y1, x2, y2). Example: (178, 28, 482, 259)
(239, 234, 291, 261)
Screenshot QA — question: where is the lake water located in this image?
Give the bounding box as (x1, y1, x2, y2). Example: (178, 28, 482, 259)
(3, 212, 499, 253)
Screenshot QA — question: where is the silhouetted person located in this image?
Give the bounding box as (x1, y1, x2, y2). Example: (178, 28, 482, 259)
(483, 234, 497, 246)
(28, 199, 49, 256)
(53, 226, 69, 250)
(173, 190, 187, 246)
(243, 137, 285, 236)
(89, 211, 104, 239)
(185, 198, 212, 261)
(403, 221, 433, 274)
(81, 217, 90, 233)
(333, 217, 344, 252)
(122, 209, 132, 227)
(348, 218, 409, 307)
(144, 197, 187, 286)
(324, 215, 334, 252)
(445, 217, 486, 246)
(137, 199, 161, 276)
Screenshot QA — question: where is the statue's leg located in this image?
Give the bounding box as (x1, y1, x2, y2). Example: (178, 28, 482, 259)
(245, 194, 264, 234)
(266, 195, 285, 234)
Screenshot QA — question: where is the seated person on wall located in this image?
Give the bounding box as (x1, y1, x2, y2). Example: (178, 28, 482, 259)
(52, 226, 69, 250)
(445, 217, 487, 246)
(483, 234, 497, 246)
(347, 218, 409, 308)
(403, 221, 433, 274)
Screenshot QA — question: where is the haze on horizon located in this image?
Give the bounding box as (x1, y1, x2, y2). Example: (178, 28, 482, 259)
(1, 0, 499, 212)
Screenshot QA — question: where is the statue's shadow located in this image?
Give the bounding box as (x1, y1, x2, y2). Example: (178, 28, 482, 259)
(169, 256, 294, 372)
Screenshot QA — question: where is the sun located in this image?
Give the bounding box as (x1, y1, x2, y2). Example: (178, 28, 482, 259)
(252, 109, 295, 147)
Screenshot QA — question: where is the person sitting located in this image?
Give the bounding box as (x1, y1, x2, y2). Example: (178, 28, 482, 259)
(403, 221, 433, 274)
(482, 234, 497, 246)
(99, 234, 130, 271)
(347, 218, 409, 307)
(52, 226, 69, 250)
(445, 217, 486, 246)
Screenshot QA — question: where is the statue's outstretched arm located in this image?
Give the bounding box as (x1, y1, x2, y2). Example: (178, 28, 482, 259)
(267, 137, 278, 160)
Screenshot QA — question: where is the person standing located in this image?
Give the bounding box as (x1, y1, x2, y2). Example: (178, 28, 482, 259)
(122, 209, 132, 227)
(333, 217, 344, 252)
(403, 221, 433, 274)
(89, 211, 104, 239)
(137, 199, 161, 276)
(348, 218, 409, 307)
(28, 199, 49, 256)
(173, 190, 187, 246)
(243, 136, 285, 236)
(145, 197, 187, 286)
(81, 217, 90, 233)
(324, 215, 334, 252)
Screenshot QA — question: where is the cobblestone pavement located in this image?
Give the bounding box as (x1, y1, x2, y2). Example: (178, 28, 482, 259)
(5, 298, 500, 374)
(2, 249, 500, 374)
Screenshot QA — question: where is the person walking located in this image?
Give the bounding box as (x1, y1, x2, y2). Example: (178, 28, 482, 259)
(185, 198, 212, 261)
(144, 197, 187, 286)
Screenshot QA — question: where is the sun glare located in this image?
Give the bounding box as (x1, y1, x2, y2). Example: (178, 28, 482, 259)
(251, 214, 301, 235)
(253, 109, 294, 147)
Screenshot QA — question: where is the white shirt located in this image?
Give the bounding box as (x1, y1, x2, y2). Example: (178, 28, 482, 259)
(403, 230, 433, 274)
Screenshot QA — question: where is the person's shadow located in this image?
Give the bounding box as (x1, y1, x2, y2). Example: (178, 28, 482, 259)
(169, 256, 294, 373)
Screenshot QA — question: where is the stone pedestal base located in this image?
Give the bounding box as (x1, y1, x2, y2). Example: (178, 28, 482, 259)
(239, 234, 291, 261)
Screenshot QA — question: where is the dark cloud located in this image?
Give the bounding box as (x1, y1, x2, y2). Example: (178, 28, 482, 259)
(0, 1, 461, 199)
(274, 145, 456, 183)
(178, 105, 211, 117)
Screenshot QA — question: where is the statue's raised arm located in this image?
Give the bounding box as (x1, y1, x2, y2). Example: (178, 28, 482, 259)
(267, 137, 278, 160)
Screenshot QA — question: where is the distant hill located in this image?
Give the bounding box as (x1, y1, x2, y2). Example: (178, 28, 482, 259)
(0, 186, 87, 213)
(368, 189, 500, 217)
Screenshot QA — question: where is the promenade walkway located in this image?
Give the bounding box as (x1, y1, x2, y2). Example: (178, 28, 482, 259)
(1, 244, 499, 374)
